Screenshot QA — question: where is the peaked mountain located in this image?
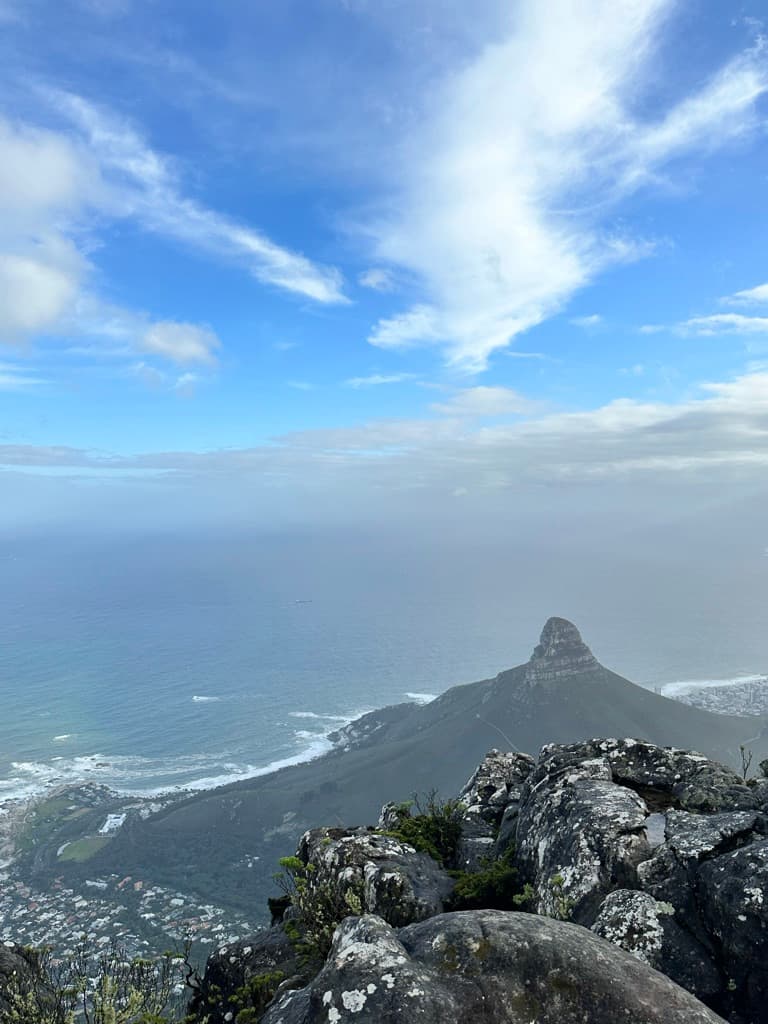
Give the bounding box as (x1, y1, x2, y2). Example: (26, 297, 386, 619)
(84, 618, 768, 915)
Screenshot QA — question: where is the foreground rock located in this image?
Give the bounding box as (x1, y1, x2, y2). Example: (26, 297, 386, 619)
(261, 911, 726, 1024)
(297, 826, 454, 927)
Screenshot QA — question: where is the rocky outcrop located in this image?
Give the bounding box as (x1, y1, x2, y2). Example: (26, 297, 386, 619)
(297, 827, 454, 928)
(591, 889, 722, 1004)
(524, 616, 599, 686)
(260, 911, 726, 1024)
(515, 745, 650, 923)
(558, 737, 757, 812)
(191, 735, 768, 1024)
(455, 748, 535, 869)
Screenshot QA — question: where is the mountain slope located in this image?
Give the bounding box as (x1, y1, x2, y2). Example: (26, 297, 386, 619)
(82, 618, 768, 915)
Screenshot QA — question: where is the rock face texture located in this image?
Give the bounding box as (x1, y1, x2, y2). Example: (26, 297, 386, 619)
(455, 748, 535, 869)
(187, 928, 302, 1024)
(524, 616, 599, 686)
(297, 827, 454, 928)
(515, 743, 651, 923)
(260, 911, 726, 1024)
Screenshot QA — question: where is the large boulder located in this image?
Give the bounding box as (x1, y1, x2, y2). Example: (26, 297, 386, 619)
(698, 838, 768, 1022)
(260, 911, 726, 1024)
(297, 827, 454, 928)
(537, 738, 756, 812)
(515, 749, 650, 924)
(591, 889, 722, 1005)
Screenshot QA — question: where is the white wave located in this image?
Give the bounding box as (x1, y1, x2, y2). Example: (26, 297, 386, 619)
(659, 674, 767, 697)
(53, 734, 72, 741)
(289, 711, 349, 721)
(405, 692, 438, 703)
(192, 695, 222, 703)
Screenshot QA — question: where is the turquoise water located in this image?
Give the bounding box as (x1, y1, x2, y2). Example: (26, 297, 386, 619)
(1, 528, 766, 802)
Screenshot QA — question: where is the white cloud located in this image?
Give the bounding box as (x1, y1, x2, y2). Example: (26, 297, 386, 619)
(47, 91, 348, 305)
(287, 380, 313, 390)
(141, 321, 221, 365)
(0, 362, 49, 391)
(0, 241, 85, 338)
(366, 2, 768, 370)
(358, 268, 395, 292)
(431, 386, 536, 418)
(6, 370, 768, 497)
(722, 283, 768, 305)
(0, 119, 94, 340)
(345, 373, 415, 387)
(681, 313, 768, 335)
(571, 314, 603, 328)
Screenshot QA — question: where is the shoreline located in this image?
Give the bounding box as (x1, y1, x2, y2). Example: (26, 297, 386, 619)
(2, 673, 765, 854)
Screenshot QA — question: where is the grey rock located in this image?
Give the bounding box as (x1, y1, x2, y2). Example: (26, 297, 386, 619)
(516, 750, 650, 924)
(524, 616, 599, 687)
(664, 809, 761, 861)
(540, 737, 756, 812)
(187, 927, 301, 1024)
(699, 838, 768, 1022)
(455, 748, 534, 869)
(298, 827, 454, 927)
(592, 889, 722, 1004)
(261, 911, 726, 1024)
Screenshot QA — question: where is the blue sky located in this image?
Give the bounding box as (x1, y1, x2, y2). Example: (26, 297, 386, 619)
(2, 0, 768, 529)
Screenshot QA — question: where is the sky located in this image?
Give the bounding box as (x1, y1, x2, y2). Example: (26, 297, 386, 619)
(2, 0, 768, 535)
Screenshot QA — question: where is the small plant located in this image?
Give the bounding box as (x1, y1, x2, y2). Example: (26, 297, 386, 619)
(548, 873, 574, 921)
(379, 791, 464, 866)
(449, 848, 522, 911)
(2, 942, 184, 1024)
(274, 855, 356, 965)
(226, 970, 286, 1023)
(740, 745, 754, 781)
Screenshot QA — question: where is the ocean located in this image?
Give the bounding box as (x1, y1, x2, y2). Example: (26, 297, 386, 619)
(1, 526, 767, 804)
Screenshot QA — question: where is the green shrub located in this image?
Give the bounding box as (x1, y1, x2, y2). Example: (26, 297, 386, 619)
(226, 970, 286, 1023)
(274, 856, 355, 966)
(449, 849, 533, 911)
(380, 791, 464, 866)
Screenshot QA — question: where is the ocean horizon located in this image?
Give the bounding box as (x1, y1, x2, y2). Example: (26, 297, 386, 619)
(2, 527, 767, 806)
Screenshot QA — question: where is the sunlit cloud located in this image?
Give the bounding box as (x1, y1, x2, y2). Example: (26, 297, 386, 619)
(366, 3, 768, 370)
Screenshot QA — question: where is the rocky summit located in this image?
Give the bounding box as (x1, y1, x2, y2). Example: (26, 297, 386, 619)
(184, 735, 768, 1024)
(524, 616, 599, 686)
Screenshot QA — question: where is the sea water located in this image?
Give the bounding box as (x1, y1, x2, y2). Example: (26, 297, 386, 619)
(1, 527, 766, 803)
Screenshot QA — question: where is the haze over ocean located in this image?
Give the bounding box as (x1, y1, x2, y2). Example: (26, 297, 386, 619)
(1, 526, 766, 803)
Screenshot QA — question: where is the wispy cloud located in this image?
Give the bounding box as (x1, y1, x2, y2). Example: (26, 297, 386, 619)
(431, 386, 537, 418)
(681, 313, 768, 335)
(722, 282, 768, 306)
(365, 4, 768, 370)
(47, 91, 349, 305)
(358, 268, 395, 292)
(0, 362, 50, 391)
(345, 373, 415, 388)
(141, 321, 220, 365)
(571, 314, 604, 328)
(287, 379, 313, 391)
